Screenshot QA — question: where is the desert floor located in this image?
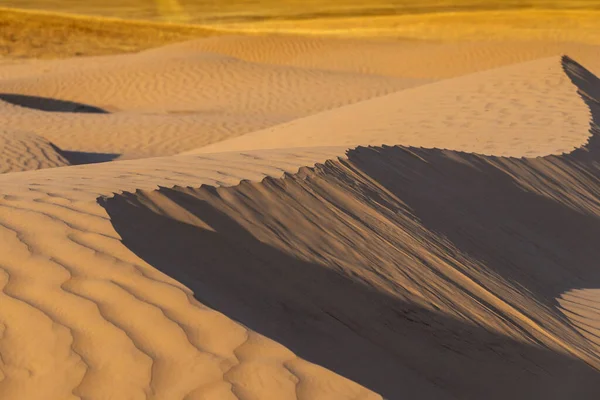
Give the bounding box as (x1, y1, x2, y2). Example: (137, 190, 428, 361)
(0, 3, 600, 400)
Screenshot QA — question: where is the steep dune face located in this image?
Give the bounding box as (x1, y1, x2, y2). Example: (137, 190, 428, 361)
(0, 130, 69, 173)
(193, 55, 598, 157)
(102, 57, 600, 399)
(0, 147, 376, 400)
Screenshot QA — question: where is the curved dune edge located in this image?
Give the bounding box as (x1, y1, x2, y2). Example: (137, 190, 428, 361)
(0, 147, 356, 400)
(189, 55, 598, 158)
(99, 56, 600, 399)
(0, 130, 70, 173)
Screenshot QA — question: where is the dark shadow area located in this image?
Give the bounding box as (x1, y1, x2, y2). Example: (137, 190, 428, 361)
(344, 56, 600, 312)
(99, 56, 600, 398)
(58, 150, 120, 165)
(101, 185, 600, 399)
(0, 93, 108, 114)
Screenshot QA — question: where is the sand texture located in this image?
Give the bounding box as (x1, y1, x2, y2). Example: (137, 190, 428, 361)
(0, 40, 425, 159)
(0, 130, 69, 173)
(1, 8, 600, 399)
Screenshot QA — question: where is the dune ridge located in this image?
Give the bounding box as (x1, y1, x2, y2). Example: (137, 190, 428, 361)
(100, 56, 600, 399)
(0, 147, 371, 400)
(192, 55, 599, 157)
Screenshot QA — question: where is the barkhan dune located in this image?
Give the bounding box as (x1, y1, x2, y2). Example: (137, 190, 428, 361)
(1, 5, 600, 400)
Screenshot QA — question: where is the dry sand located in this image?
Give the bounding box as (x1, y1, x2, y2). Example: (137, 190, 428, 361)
(1, 5, 600, 400)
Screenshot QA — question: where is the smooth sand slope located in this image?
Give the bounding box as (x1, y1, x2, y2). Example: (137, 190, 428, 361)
(1, 14, 600, 400)
(193, 55, 599, 157)
(0, 130, 69, 173)
(0, 39, 424, 159)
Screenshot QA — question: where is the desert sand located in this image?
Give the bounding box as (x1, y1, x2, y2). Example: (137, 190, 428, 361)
(1, 3, 600, 400)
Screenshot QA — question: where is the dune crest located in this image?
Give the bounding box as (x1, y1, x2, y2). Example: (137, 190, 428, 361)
(192, 55, 598, 157)
(101, 56, 600, 399)
(0, 41, 422, 159)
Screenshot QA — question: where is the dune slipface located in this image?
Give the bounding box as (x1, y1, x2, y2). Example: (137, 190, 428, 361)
(101, 57, 600, 399)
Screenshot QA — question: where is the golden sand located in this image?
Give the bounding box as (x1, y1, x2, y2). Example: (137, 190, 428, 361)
(0, 3, 599, 399)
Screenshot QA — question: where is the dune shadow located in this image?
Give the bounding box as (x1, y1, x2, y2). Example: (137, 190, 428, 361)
(58, 150, 120, 165)
(0, 93, 108, 114)
(345, 55, 600, 310)
(98, 56, 600, 399)
(101, 187, 600, 399)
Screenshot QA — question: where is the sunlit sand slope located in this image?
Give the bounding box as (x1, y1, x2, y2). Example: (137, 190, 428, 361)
(193, 56, 598, 157)
(0, 147, 390, 400)
(0, 41, 423, 159)
(4, 33, 600, 160)
(0, 130, 69, 173)
(102, 57, 600, 399)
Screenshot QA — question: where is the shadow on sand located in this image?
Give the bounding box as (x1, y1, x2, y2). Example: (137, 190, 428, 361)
(0, 93, 108, 114)
(58, 150, 120, 165)
(100, 57, 600, 399)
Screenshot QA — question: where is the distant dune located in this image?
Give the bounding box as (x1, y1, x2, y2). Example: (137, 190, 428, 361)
(0, 38, 424, 159)
(192, 55, 599, 157)
(0, 6, 218, 58)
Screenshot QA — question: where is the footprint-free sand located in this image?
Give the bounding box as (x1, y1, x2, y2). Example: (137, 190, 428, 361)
(1, 5, 600, 400)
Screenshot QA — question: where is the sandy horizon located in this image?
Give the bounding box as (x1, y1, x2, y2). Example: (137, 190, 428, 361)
(0, 3, 600, 399)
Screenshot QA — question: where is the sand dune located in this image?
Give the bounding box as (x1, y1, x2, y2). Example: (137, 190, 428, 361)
(174, 34, 600, 79)
(213, 9, 600, 45)
(102, 56, 600, 399)
(3, 32, 600, 160)
(0, 41, 423, 159)
(0, 147, 371, 400)
(192, 55, 598, 157)
(1, 6, 600, 399)
(0, 53, 596, 399)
